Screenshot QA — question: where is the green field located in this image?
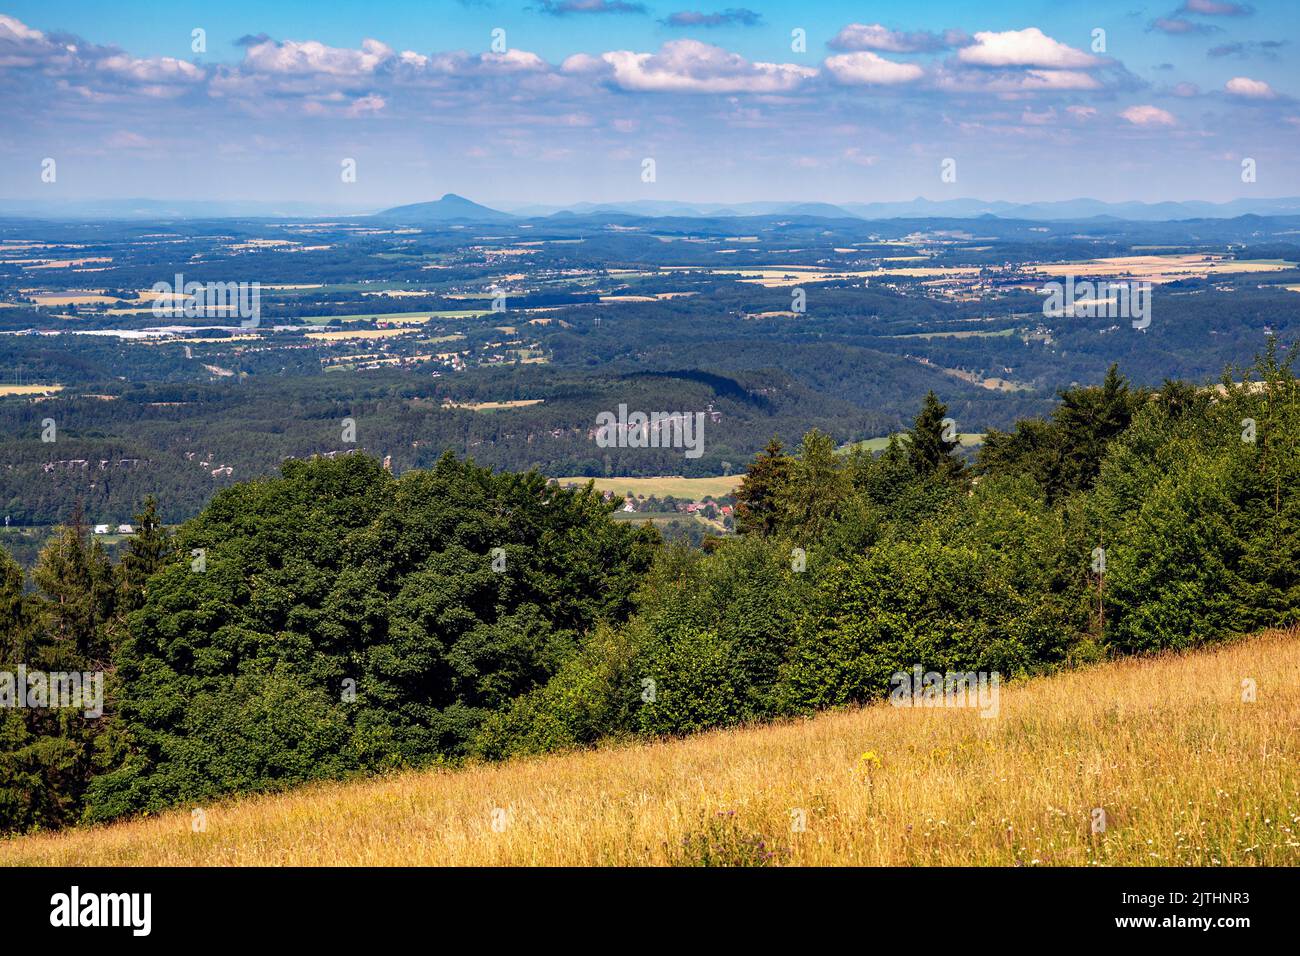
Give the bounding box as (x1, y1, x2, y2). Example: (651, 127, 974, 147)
(842, 432, 984, 454)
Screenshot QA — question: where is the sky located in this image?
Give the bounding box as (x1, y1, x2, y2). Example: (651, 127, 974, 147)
(0, 0, 1296, 208)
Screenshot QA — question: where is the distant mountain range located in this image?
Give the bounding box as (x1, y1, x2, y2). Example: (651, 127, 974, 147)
(488, 196, 1300, 222)
(3, 193, 1300, 223)
(0, 198, 378, 219)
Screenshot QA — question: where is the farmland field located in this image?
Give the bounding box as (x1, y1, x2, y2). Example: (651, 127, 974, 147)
(552, 474, 744, 498)
(297, 310, 490, 325)
(0, 383, 63, 396)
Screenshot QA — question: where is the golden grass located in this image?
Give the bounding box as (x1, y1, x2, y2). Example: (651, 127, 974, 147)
(3, 629, 1297, 867)
(0, 384, 63, 396)
(1033, 254, 1293, 284)
(553, 475, 743, 499)
(661, 265, 980, 287)
(304, 328, 417, 341)
(442, 399, 544, 411)
(30, 293, 119, 306)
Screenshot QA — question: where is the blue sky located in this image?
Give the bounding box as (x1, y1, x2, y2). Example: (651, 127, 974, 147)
(1, 1, 1296, 207)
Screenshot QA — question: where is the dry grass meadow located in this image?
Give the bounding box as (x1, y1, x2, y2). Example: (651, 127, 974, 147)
(552, 474, 744, 499)
(3, 628, 1298, 867)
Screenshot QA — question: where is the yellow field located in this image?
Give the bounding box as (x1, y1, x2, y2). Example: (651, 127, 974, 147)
(21, 257, 113, 270)
(1034, 254, 1294, 284)
(443, 399, 544, 411)
(554, 474, 744, 498)
(2, 628, 1296, 866)
(0, 383, 63, 396)
(30, 292, 119, 305)
(304, 328, 417, 341)
(662, 265, 980, 287)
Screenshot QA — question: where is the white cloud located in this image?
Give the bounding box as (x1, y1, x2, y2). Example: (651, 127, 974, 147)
(1225, 76, 1276, 98)
(241, 37, 394, 76)
(958, 28, 1099, 69)
(589, 40, 815, 93)
(98, 54, 203, 83)
(1121, 104, 1177, 126)
(824, 51, 924, 86)
(560, 53, 606, 74)
(346, 93, 386, 116)
(821, 51, 925, 85)
(480, 49, 548, 73)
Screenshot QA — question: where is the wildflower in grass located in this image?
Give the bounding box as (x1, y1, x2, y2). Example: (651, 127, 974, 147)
(857, 750, 882, 784)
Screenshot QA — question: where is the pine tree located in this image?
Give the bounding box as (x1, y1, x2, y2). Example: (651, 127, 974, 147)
(907, 391, 965, 481)
(735, 437, 793, 537)
(0, 546, 28, 663)
(118, 497, 172, 612)
(31, 503, 117, 669)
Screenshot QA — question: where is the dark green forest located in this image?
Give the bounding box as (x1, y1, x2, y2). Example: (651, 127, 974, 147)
(3, 346, 1297, 835)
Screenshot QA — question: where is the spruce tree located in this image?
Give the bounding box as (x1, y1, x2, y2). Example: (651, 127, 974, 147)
(735, 437, 793, 537)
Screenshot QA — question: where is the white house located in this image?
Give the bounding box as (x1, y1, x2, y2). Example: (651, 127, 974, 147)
(93, 524, 110, 535)
(116, 523, 134, 535)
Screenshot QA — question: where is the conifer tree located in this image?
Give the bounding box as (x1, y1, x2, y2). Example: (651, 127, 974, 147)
(735, 437, 793, 537)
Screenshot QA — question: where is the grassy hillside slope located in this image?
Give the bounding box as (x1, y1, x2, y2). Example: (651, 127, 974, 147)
(3, 628, 1298, 866)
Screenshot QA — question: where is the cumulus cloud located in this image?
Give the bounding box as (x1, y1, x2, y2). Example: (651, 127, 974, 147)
(1225, 75, 1276, 98)
(241, 37, 394, 76)
(957, 28, 1099, 68)
(824, 51, 925, 86)
(827, 23, 969, 54)
(662, 9, 762, 28)
(480, 49, 549, 72)
(1121, 104, 1177, 126)
(581, 39, 815, 93)
(97, 53, 203, 83)
(0, 12, 209, 104)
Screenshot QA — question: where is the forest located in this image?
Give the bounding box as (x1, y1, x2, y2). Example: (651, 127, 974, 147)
(2, 345, 1296, 834)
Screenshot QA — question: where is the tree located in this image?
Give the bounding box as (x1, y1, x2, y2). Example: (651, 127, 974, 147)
(906, 391, 965, 482)
(86, 452, 659, 821)
(117, 496, 172, 612)
(978, 365, 1144, 502)
(0, 514, 118, 834)
(734, 437, 792, 537)
(31, 504, 117, 668)
(778, 429, 851, 540)
(0, 547, 26, 660)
